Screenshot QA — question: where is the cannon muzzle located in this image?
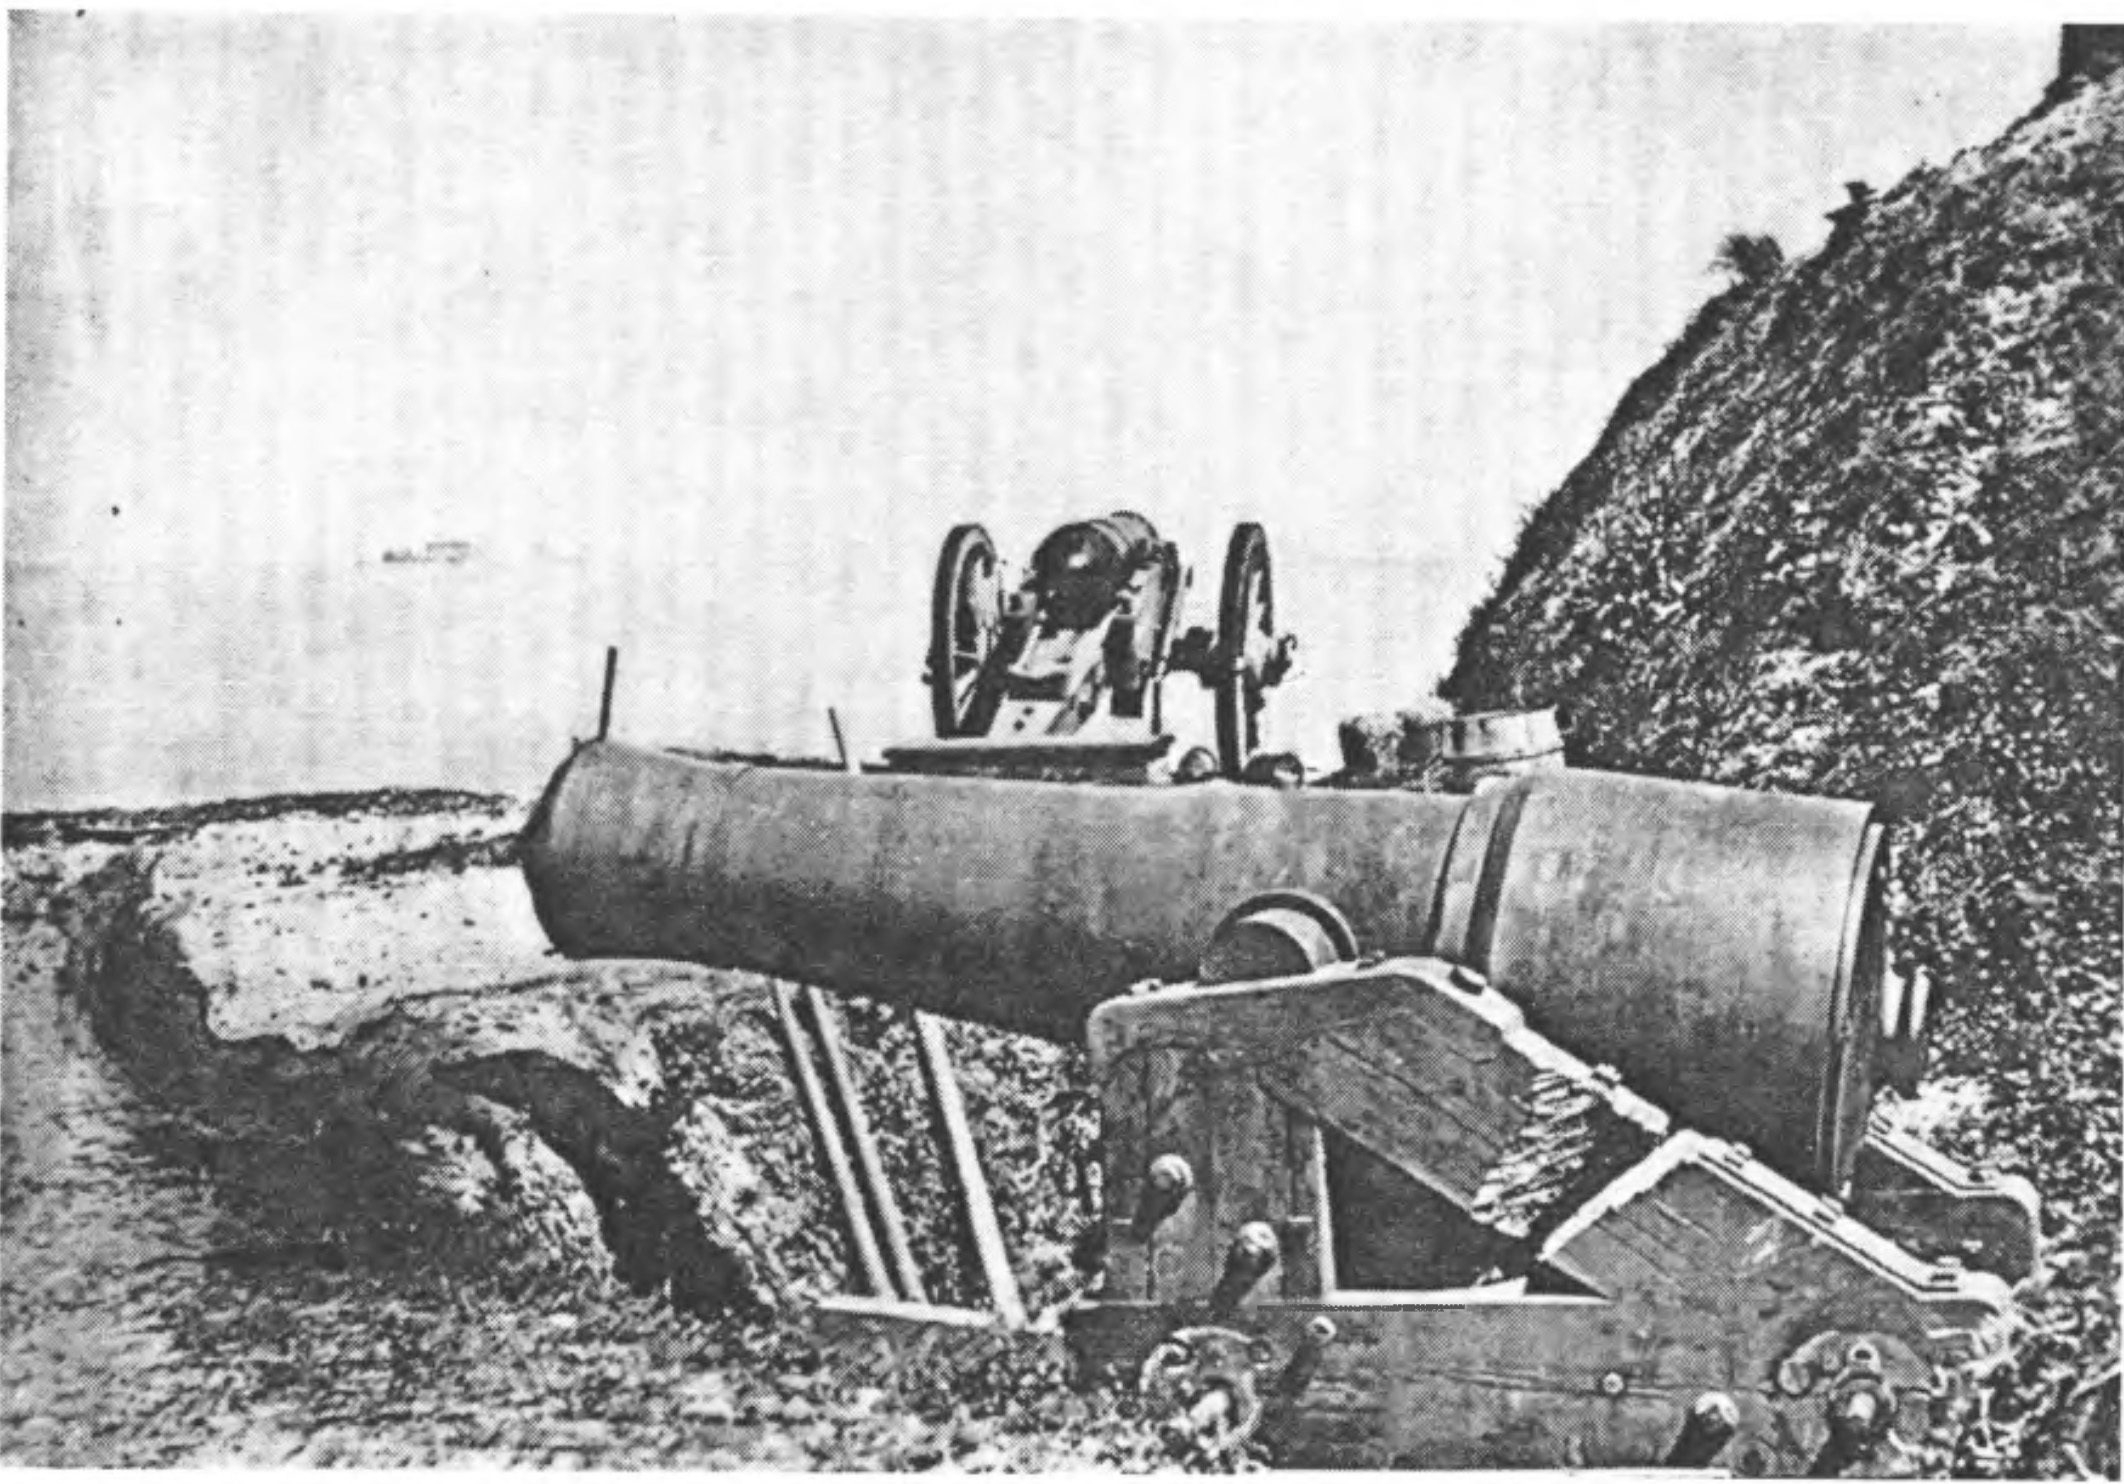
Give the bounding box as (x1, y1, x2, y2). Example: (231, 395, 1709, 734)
(522, 739, 1895, 1191)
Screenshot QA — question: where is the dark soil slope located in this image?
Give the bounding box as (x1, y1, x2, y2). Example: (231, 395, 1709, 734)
(1444, 70, 2121, 1477)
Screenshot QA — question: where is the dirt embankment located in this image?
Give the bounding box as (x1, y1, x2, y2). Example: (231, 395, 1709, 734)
(1443, 69, 2121, 1477)
(2, 795, 1164, 1469)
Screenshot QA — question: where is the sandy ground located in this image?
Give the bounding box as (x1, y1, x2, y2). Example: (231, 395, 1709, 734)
(1, 793, 1104, 1469)
(0, 801, 819, 1466)
(2, 905, 226, 1460)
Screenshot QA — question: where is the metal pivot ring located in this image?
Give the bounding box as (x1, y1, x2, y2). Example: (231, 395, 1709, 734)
(1199, 890, 1360, 985)
(1138, 1325, 1273, 1442)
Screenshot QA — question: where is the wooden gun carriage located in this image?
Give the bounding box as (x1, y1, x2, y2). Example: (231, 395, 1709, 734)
(527, 515, 2036, 1473)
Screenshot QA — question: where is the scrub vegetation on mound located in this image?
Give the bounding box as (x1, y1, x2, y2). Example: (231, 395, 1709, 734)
(1445, 68, 2122, 1479)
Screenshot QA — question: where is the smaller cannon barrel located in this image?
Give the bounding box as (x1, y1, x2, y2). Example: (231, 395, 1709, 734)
(1028, 511, 1162, 629)
(522, 740, 1892, 1191)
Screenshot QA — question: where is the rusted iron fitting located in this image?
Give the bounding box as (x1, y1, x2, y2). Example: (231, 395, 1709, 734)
(1208, 1222, 1281, 1317)
(1239, 751, 1307, 790)
(1665, 1391, 1740, 1467)
(1139, 1327, 1270, 1443)
(1819, 1379, 1896, 1472)
(1779, 1333, 1884, 1399)
(1133, 1154, 1195, 1237)
(1186, 1385, 1235, 1433)
(1173, 746, 1221, 783)
(1276, 1315, 1337, 1399)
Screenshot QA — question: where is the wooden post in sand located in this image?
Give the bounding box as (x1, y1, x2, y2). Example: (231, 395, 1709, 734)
(596, 646, 618, 741)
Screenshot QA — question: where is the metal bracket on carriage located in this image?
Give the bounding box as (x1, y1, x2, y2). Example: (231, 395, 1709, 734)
(1067, 954, 2021, 1473)
(1846, 1110, 2042, 1283)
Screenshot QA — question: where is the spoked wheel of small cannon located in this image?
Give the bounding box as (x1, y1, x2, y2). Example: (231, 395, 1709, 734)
(1214, 522, 1275, 779)
(1147, 538, 1184, 735)
(930, 523, 1004, 737)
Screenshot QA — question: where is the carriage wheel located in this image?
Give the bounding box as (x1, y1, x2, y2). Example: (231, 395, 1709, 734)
(1149, 541, 1183, 735)
(929, 524, 1002, 737)
(1214, 523, 1274, 779)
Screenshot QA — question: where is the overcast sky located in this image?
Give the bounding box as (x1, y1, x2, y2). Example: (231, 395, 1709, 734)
(9, 16, 2055, 578)
(3, 17, 2063, 797)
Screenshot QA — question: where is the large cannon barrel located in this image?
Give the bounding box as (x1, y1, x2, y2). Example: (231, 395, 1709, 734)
(522, 739, 1891, 1190)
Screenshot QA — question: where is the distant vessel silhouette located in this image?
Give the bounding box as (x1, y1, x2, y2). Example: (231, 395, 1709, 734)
(380, 540, 475, 566)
